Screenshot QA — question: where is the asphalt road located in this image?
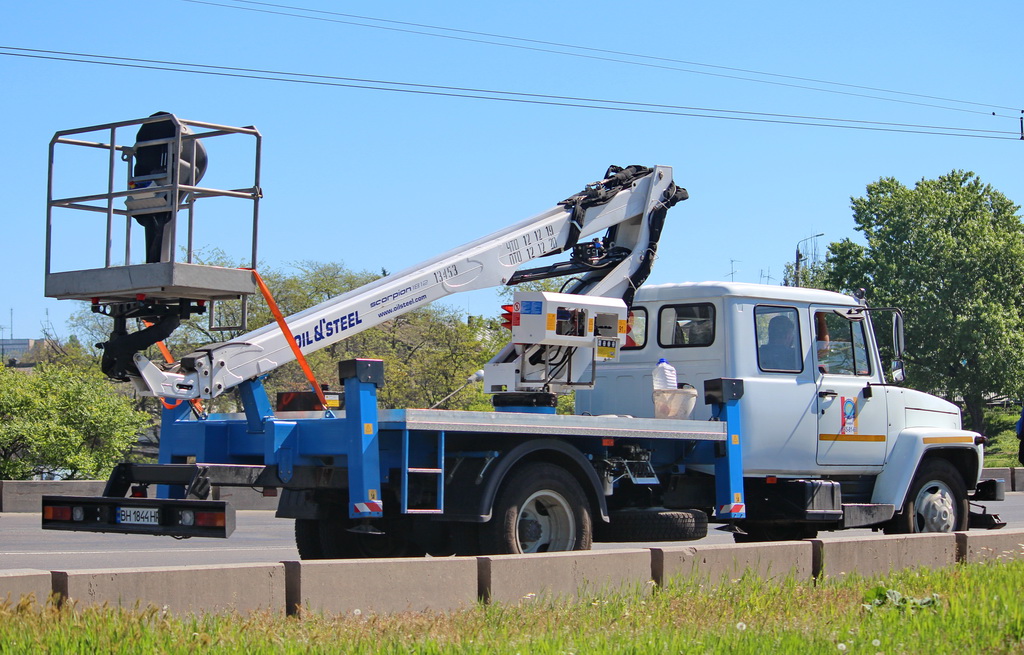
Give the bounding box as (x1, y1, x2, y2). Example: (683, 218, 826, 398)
(3, 493, 1020, 571)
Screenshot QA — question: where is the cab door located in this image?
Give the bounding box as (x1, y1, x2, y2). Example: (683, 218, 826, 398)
(813, 307, 888, 466)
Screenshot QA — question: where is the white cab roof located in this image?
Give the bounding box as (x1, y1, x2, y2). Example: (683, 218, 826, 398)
(635, 281, 858, 306)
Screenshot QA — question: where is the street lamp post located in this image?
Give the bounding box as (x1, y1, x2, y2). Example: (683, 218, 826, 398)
(794, 233, 825, 287)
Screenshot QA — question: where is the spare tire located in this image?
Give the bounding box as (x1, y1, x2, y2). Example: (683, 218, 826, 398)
(596, 508, 708, 542)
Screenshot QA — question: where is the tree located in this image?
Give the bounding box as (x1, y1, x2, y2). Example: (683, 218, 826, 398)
(825, 171, 1024, 429)
(23, 334, 99, 369)
(781, 259, 833, 289)
(0, 364, 151, 479)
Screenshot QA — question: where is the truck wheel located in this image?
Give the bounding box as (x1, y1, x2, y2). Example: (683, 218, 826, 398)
(596, 508, 708, 542)
(732, 524, 818, 543)
(480, 462, 592, 554)
(885, 458, 968, 534)
(294, 518, 324, 559)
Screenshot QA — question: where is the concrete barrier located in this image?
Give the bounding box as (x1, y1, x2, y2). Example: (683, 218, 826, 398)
(8, 527, 1024, 615)
(955, 528, 1024, 563)
(284, 557, 478, 616)
(652, 541, 813, 587)
(0, 569, 52, 605)
(52, 563, 285, 615)
(810, 532, 956, 580)
(0, 480, 105, 512)
(478, 548, 652, 605)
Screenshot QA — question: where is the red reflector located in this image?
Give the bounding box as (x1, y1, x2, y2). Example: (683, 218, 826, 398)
(195, 511, 225, 527)
(500, 304, 517, 330)
(766, 476, 778, 484)
(262, 488, 278, 497)
(44, 506, 72, 521)
(602, 438, 614, 446)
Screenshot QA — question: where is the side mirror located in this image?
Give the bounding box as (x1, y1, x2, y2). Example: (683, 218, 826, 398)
(892, 311, 905, 359)
(891, 359, 906, 383)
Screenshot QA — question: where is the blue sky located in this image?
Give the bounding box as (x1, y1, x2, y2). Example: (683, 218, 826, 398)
(2, 1, 1021, 342)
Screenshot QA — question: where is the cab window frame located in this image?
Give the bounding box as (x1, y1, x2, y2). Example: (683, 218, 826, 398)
(814, 309, 873, 377)
(622, 307, 648, 350)
(657, 302, 716, 349)
(755, 305, 803, 373)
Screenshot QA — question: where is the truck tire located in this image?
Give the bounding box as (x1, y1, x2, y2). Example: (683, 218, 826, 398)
(479, 462, 592, 554)
(294, 518, 324, 559)
(884, 458, 968, 534)
(732, 524, 818, 543)
(596, 508, 708, 542)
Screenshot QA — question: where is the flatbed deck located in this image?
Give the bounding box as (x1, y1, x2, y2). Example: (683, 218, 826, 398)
(378, 408, 726, 441)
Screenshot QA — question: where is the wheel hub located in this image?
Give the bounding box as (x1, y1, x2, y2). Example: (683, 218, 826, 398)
(914, 481, 956, 532)
(518, 517, 543, 543)
(515, 490, 575, 553)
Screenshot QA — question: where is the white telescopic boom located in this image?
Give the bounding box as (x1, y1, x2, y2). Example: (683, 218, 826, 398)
(133, 166, 682, 400)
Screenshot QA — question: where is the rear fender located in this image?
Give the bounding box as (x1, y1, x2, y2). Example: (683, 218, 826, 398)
(445, 438, 608, 523)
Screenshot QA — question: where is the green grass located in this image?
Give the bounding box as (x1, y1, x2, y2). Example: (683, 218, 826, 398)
(980, 406, 1020, 468)
(984, 427, 1020, 467)
(3, 561, 1024, 654)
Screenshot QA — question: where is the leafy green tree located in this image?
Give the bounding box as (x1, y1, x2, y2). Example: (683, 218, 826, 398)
(22, 334, 98, 369)
(781, 259, 834, 289)
(0, 364, 150, 479)
(825, 171, 1024, 429)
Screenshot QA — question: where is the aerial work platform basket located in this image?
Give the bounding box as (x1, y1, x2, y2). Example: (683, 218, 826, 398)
(44, 114, 262, 328)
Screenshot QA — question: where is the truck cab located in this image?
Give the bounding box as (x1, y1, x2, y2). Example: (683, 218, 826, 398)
(577, 281, 997, 539)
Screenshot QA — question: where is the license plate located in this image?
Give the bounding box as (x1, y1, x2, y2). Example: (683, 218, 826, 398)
(116, 507, 160, 525)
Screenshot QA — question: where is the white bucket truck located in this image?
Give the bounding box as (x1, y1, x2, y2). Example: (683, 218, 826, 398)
(38, 114, 1002, 555)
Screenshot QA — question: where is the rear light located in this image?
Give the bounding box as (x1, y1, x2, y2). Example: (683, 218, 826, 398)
(195, 511, 226, 527)
(44, 505, 72, 521)
(72, 506, 85, 521)
(131, 485, 148, 498)
(179, 509, 195, 526)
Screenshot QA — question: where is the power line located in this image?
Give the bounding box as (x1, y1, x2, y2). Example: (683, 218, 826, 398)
(1, 47, 1018, 140)
(187, 0, 1022, 119)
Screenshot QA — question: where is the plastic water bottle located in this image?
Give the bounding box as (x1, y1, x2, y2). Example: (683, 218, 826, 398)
(652, 358, 677, 391)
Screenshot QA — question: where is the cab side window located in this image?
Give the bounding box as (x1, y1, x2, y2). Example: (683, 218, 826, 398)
(755, 306, 802, 373)
(659, 303, 715, 348)
(623, 308, 647, 349)
(814, 310, 871, 376)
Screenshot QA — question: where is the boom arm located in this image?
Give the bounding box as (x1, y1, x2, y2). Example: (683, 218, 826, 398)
(133, 165, 686, 400)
